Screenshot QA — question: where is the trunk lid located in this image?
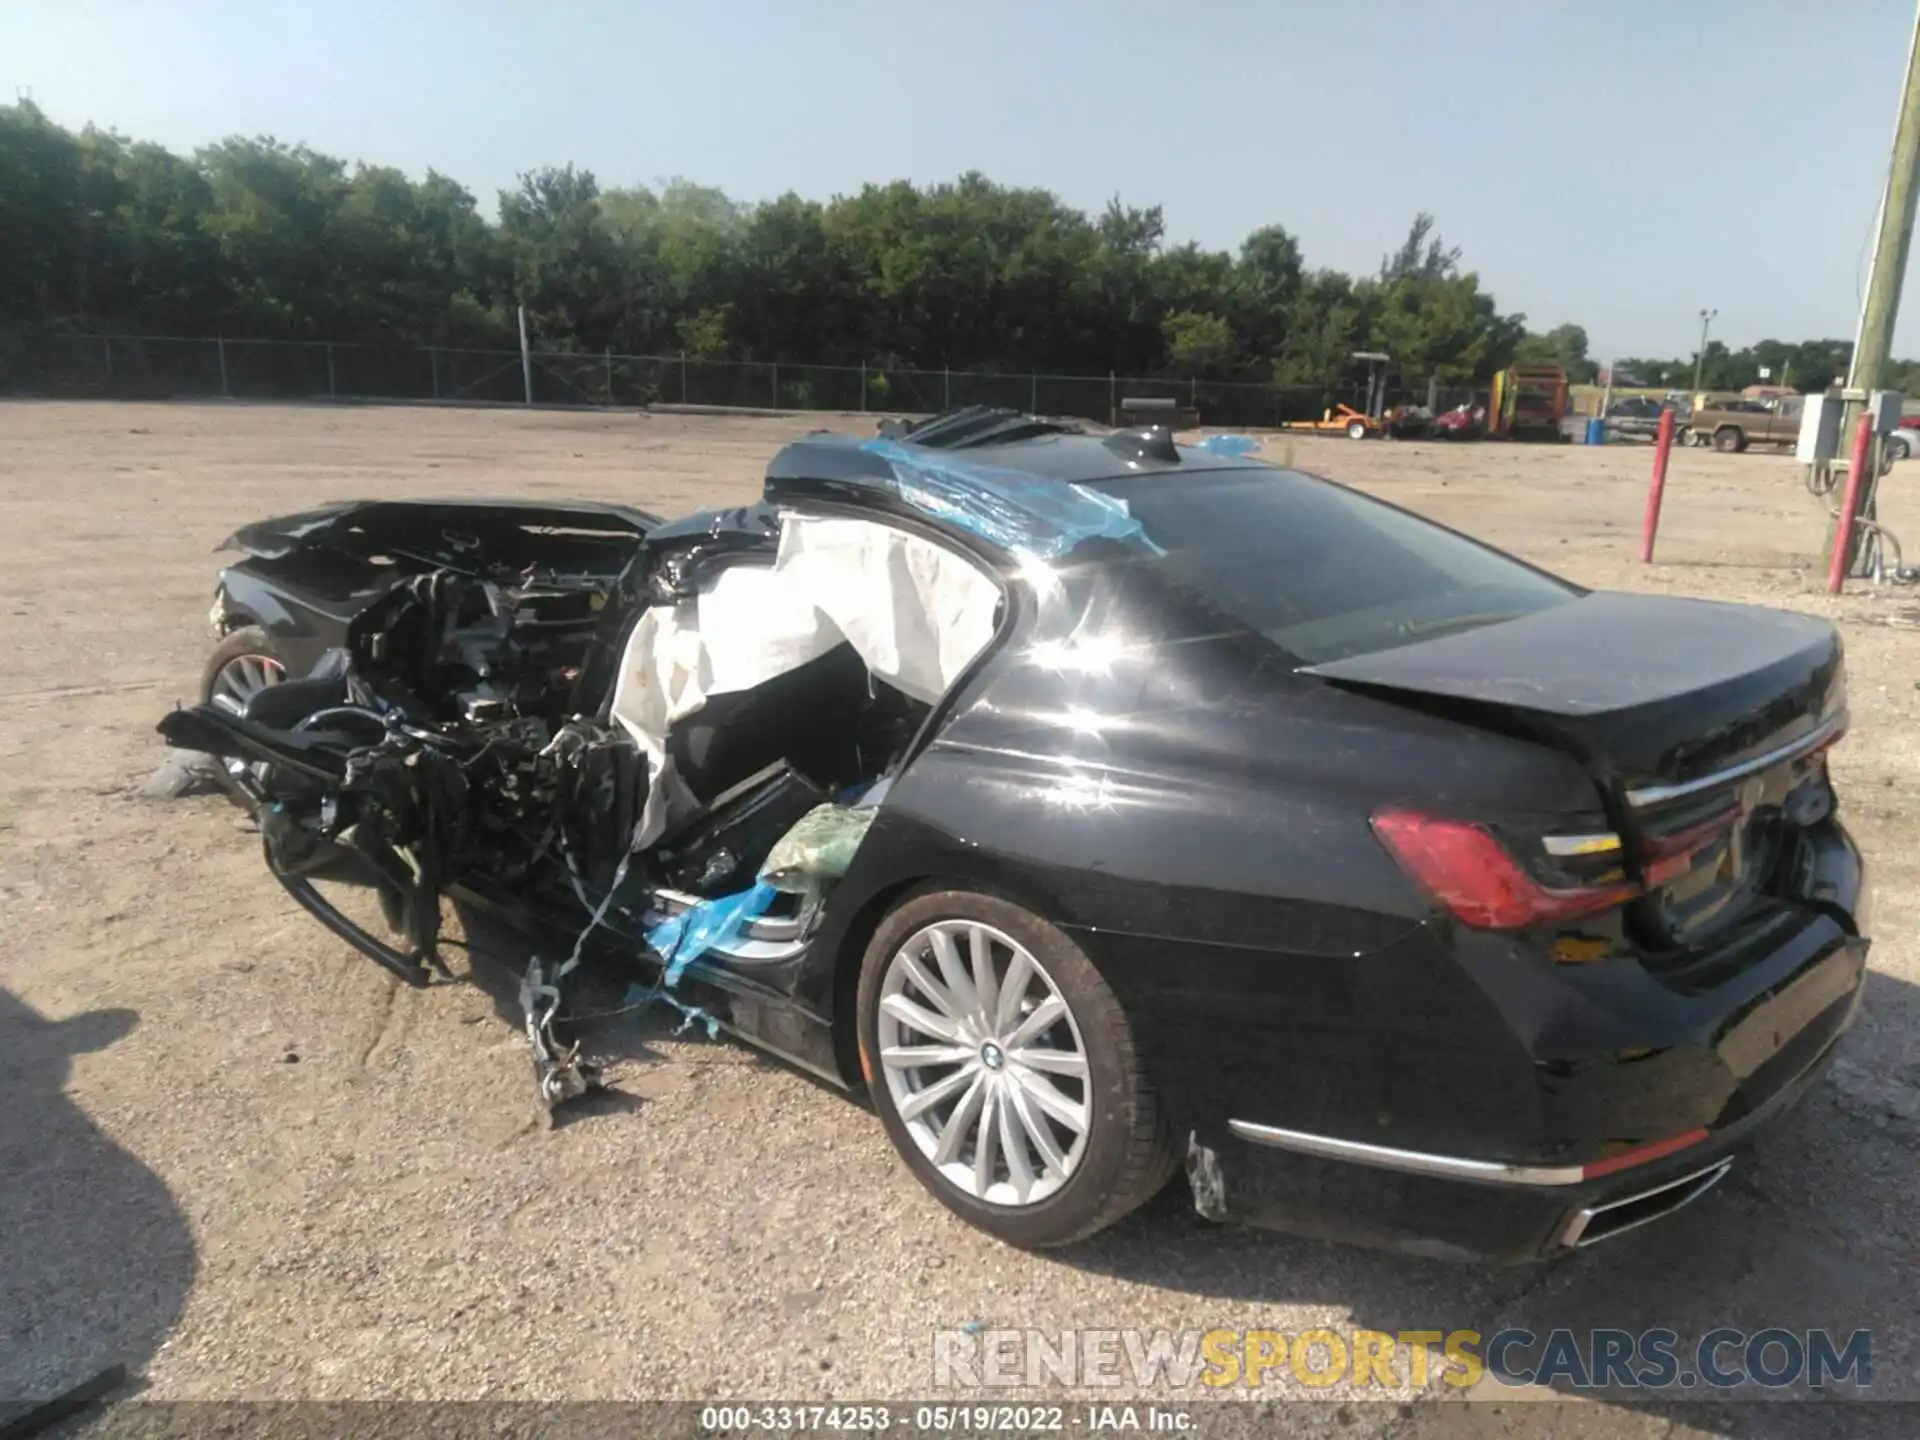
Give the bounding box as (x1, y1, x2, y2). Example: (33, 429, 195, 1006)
(1306, 592, 1847, 953)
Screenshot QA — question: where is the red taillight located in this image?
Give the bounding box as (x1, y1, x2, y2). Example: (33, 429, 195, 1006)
(1371, 808, 1639, 930)
(1641, 804, 1741, 886)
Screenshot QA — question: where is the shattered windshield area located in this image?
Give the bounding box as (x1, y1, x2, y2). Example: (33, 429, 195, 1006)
(1091, 467, 1578, 665)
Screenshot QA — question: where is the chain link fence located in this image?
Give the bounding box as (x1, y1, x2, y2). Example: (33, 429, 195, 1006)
(0, 328, 1431, 430)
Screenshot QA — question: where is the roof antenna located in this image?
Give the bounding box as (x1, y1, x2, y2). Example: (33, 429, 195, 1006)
(1102, 426, 1181, 465)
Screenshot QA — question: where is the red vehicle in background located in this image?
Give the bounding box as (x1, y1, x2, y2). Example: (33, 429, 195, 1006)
(1431, 402, 1486, 439)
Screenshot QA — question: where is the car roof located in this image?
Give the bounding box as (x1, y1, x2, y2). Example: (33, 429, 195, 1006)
(762, 407, 1261, 560)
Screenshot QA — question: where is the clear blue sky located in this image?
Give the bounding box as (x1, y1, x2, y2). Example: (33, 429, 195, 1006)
(6, 0, 1917, 358)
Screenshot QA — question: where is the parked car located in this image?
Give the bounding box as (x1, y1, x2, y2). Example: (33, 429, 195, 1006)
(1430, 402, 1485, 440)
(1604, 396, 1672, 440)
(1690, 395, 1804, 453)
(1386, 403, 1433, 439)
(1883, 416, 1919, 462)
(163, 407, 1869, 1261)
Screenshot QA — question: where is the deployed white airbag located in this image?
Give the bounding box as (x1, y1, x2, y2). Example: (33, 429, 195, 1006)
(610, 513, 1000, 764)
(774, 515, 1000, 706)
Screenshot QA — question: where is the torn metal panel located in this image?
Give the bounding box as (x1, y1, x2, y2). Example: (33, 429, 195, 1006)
(639, 502, 781, 601)
(520, 953, 602, 1112)
(1186, 1134, 1228, 1221)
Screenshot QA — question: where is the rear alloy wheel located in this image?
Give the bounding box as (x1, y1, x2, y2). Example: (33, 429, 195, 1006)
(1346, 419, 1369, 440)
(200, 625, 287, 792)
(203, 625, 287, 715)
(857, 889, 1176, 1248)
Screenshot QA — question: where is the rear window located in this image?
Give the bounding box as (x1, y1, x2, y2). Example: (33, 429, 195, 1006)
(1092, 467, 1578, 664)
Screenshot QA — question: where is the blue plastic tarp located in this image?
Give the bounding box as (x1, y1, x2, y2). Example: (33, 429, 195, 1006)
(857, 438, 1162, 560)
(619, 981, 721, 1038)
(1196, 434, 1262, 457)
(643, 880, 781, 986)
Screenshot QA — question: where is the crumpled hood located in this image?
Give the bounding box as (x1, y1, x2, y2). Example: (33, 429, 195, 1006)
(219, 499, 659, 559)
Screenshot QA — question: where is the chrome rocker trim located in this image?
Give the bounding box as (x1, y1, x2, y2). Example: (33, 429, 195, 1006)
(1224, 1120, 1593, 1186)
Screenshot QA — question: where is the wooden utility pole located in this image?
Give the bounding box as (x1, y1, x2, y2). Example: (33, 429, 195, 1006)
(1849, 0, 1920, 399)
(1690, 310, 1716, 395)
(1837, 0, 1920, 572)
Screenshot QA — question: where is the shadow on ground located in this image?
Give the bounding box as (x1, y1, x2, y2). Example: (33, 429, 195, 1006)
(0, 990, 197, 1404)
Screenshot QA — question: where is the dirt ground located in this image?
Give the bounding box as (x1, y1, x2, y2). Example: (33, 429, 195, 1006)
(3, 402, 1918, 1434)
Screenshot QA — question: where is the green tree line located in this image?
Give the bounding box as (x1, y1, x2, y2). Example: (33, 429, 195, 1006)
(6, 99, 1918, 396)
(0, 101, 1523, 391)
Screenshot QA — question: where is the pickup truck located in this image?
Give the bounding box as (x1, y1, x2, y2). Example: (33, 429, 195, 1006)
(1604, 396, 1673, 439)
(1687, 394, 1803, 453)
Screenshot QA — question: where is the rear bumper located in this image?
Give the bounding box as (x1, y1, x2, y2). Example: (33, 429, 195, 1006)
(1189, 938, 1864, 1262)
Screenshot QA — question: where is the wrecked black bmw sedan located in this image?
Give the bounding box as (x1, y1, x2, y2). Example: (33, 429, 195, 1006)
(165, 408, 1870, 1260)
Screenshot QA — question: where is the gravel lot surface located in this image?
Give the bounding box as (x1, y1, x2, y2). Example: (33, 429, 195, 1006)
(2, 402, 1916, 1437)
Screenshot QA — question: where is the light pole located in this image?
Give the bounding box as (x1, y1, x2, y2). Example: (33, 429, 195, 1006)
(1690, 309, 1717, 395)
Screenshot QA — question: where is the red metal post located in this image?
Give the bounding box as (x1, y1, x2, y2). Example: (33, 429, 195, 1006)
(1639, 407, 1678, 562)
(1828, 412, 1876, 594)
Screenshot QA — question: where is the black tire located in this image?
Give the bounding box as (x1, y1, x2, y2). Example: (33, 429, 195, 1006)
(856, 887, 1177, 1248)
(201, 624, 287, 711)
(199, 624, 290, 808)
(1346, 420, 1368, 441)
(1713, 425, 1746, 454)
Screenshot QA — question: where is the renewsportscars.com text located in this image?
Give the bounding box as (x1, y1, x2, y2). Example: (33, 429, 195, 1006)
(931, 1326, 1872, 1393)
